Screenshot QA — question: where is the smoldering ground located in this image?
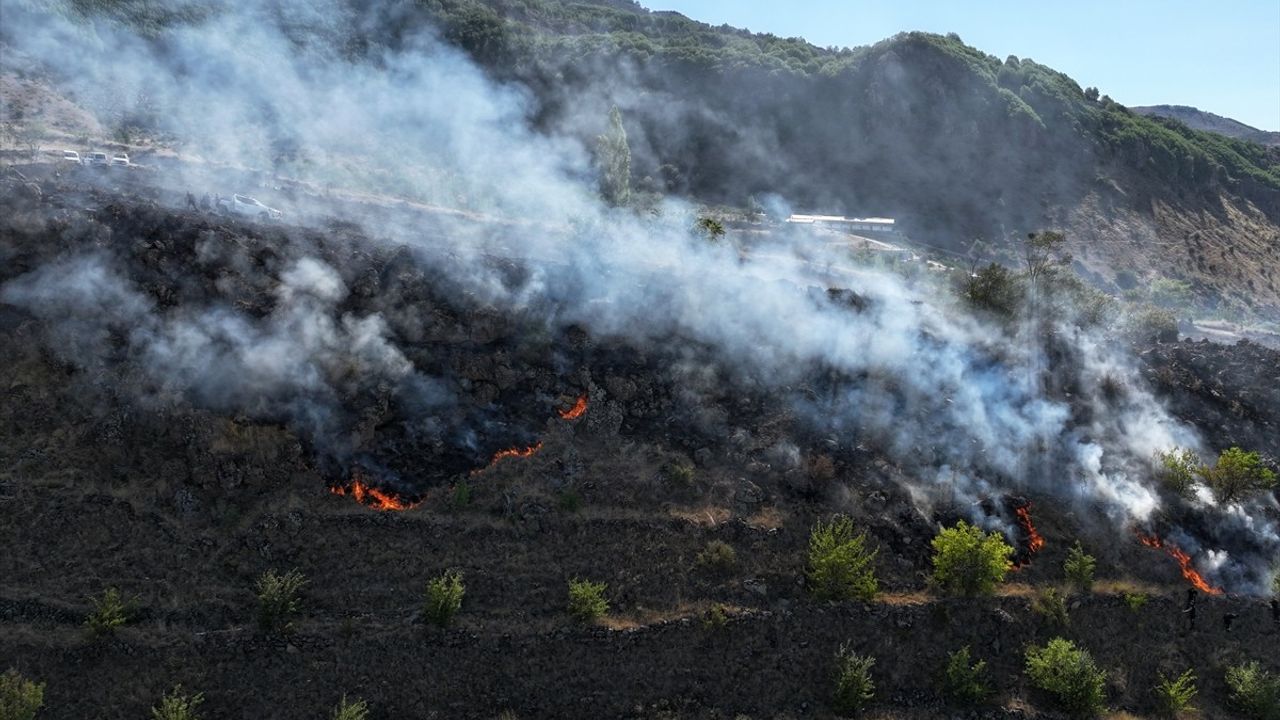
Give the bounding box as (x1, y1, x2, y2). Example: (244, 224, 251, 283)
(1, 0, 1276, 592)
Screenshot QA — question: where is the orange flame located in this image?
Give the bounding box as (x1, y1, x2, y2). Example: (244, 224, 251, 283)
(471, 441, 544, 475)
(1009, 504, 1046, 570)
(559, 395, 588, 420)
(330, 475, 422, 512)
(1135, 533, 1224, 595)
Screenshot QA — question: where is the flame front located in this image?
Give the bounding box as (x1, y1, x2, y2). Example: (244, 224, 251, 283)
(472, 441, 544, 475)
(1136, 533, 1224, 595)
(1010, 504, 1046, 570)
(330, 476, 422, 511)
(559, 395, 588, 420)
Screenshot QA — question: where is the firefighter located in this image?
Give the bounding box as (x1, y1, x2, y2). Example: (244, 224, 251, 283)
(200, 192, 211, 211)
(1223, 611, 1238, 633)
(1182, 588, 1197, 633)
(1270, 599, 1279, 630)
(185, 191, 198, 211)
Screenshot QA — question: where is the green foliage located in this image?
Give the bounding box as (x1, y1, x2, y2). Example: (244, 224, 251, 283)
(596, 105, 631, 206)
(695, 539, 737, 572)
(1155, 447, 1201, 497)
(151, 685, 204, 720)
(1149, 278, 1195, 309)
(557, 487, 582, 512)
(941, 646, 991, 705)
(1123, 592, 1149, 612)
(1023, 230, 1071, 287)
(665, 460, 696, 484)
(256, 568, 307, 635)
(702, 603, 729, 631)
(806, 515, 878, 601)
(1024, 637, 1106, 716)
(1032, 587, 1070, 626)
(1127, 304, 1179, 343)
(567, 578, 608, 622)
(1154, 669, 1198, 718)
(960, 263, 1023, 319)
(1063, 542, 1097, 593)
(449, 479, 472, 510)
(930, 521, 1013, 597)
(331, 695, 370, 720)
(1225, 662, 1280, 720)
(423, 569, 465, 628)
(695, 216, 726, 242)
(0, 669, 45, 720)
(85, 586, 132, 637)
(1199, 447, 1277, 503)
(832, 644, 875, 716)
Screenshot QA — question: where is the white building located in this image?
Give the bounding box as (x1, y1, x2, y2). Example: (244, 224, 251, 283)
(785, 214, 896, 234)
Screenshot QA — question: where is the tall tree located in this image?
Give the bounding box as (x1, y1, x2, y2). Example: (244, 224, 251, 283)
(596, 105, 631, 206)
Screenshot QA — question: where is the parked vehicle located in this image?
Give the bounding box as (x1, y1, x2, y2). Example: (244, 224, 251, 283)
(216, 194, 282, 220)
(85, 152, 110, 166)
(61, 150, 81, 164)
(110, 154, 130, 167)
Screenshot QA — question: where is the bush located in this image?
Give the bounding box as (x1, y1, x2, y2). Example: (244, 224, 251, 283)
(702, 603, 728, 631)
(1032, 587, 1070, 626)
(151, 685, 204, 720)
(557, 487, 583, 513)
(1225, 662, 1280, 719)
(1123, 592, 1149, 612)
(85, 586, 132, 637)
(1199, 447, 1277, 503)
(423, 569, 465, 628)
(1024, 638, 1106, 716)
(806, 515, 878, 601)
(832, 644, 875, 716)
(0, 669, 45, 720)
(930, 521, 1013, 596)
(941, 646, 990, 705)
(1154, 669, 1197, 718)
(1127, 304, 1178, 343)
(665, 460, 696, 484)
(331, 695, 370, 720)
(1063, 542, 1096, 593)
(448, 479, 471, 510)
(961, 263, 1023, 319)
(567, 578, 608, 622)
(1155, 447, 1200, 497)
(695, 540, 737, 571)
(256, 568, 307, 634)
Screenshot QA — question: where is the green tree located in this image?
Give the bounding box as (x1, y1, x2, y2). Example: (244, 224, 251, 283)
(423, 569, 465, 628)
(941, 646, 991, 705)
(256, 568, 307, 635)
(1155, 447, 1200, 497)
(567, 578, 609, 622)
(85, 586, 133, 637)
(0, 669, 45, 720)
(806, 515, 878, 601)
(1154, 669, 1197, 718)
(832, 644, 875, 716)
(151, 685, 204, 720)
(1063, 541, 1097, 593)
(695, 216, 726, 242)
(1225, 662, 1280, 720)
(960, 263, 1023, 319)
(1023, 230, 1071, 289)
(596, 106, 631, 206)
(930, 521, 1013, 597)
(1024, 638, 1106, 716)
(1199, 447, 1277, 503)
(331, 695, 370, 720)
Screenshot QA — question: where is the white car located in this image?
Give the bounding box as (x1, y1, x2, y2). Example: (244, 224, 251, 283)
(85, 151, 110, 166)
(61, 150, 81, 164)
(218, 194, 282, 220)
(110, 154, 130, 167)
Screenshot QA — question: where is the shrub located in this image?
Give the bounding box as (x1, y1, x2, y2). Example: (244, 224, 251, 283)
(1154, 669, 1197, 718)
(151, 685, 204, 720)
(567, 578, 608, 622)
(1024, 638, 1106, 716)
(557, 487, 583, 513)
(1127, 304, 1178, 343)
(449, 479, 471, 510)
(702, 603, 729, 631)
(1063, 542, 1097, 593)
(832, 644, 875, 716)
(1123, 592, 1149, 612)
(696, 540, 737, 572)
(423, 569, 465, 628)
(331, 695, 369, 720)
(696, 216, 726, 242)
(930, 521, 1013, 596)
(1199, 447, 1277, 503)
(1032, 587, 1070, 626)
(256, 568, 307, 634)
(806, 515, 878, 601)
(1225, 662, 1280, 719)
(941, 646, 990, 705)
(961, 263, 1023, 319)
(0, 669, 44, 720)
(665, 460, 695, 484)
(85, 586, 132, 637)
(1155, 447, 1200, 497)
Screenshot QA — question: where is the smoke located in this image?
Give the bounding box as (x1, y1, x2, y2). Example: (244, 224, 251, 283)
(2, 0, 1276, 592)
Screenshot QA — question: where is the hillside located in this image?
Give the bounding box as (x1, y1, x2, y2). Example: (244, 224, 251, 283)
(1132, 105, 1280, 147)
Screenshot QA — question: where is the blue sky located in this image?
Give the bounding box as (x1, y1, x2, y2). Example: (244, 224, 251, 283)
(658, 1, 1280, 131)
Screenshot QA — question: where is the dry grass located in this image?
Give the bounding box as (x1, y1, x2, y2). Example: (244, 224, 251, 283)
(668, 504, 731, 527)
(745, 506, 785, 530)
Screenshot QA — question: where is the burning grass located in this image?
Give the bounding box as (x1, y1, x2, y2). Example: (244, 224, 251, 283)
(1135, 533, 1224, 595)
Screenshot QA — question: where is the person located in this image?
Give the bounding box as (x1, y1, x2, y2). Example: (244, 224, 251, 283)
(185, 191, 197, 210)
(200, 192, 211, 211)
(1182, 589, 1197, 633)
(1270, 599, 1279, 630)
(1223, 612, 1238, 633)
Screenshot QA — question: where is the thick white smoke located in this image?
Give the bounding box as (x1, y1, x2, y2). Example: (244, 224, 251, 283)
(1, 0, 1276, 591)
